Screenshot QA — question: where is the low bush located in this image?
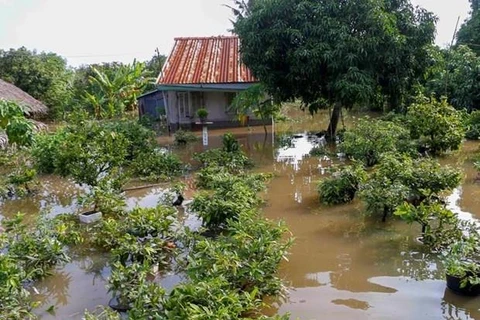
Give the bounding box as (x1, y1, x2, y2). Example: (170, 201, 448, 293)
(174, 129, 198, 145)
(317, 164, 367, 205)
(407, 97, 465, 155)
(359, 153, 462, 221)
(0, 214, 72, 319)
(191, 182, 261, 229)
(196, 166, 272, 191)
(187, 215, 292, 297)
(129, 150, 184, 181)
(340, 118, 415, 167)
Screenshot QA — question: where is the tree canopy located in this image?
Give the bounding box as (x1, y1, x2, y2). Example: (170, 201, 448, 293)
(0, 47, 72, 118)
(233, 0, 437, 136)
(457, 0, 480, 55)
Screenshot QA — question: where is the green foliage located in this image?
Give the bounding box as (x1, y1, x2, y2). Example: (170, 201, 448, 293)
(187, 215, 292, 297)
(129, 150, 184, 181)
(0, 213, 74, 319)
(407, 97, 465, 155)
(394, 202, 463, 250)
(33, 117, 161, 187)
(359, 153, 462, 221)
(191, 182, 260, 229)
(0, 47, 72, 118)
(425, 46, 480, 112)
(317, 164, 367, 205)
(83, 61, 154, 119)
(465, 110, 480, 140)
(340, 118, 415, 167)
(233, 0, 436, 135)
(194, 134, 252, 171)
(0, 99, 35, 147)
(457, 5, 480, 56)
(102, 120, 157, 161)
(163, 277, 260, 320)
(93, 205, 177, 266)
(230, 84, 281, 134)
(83, 307, 122, 320)
(108, 261, 165, 310)
(444, 238, 480, 289)
(196, 108, 209, 119)
(222, 133, 240, 153)
(174, 129, 198, 145)
(196, 166, 271, 192)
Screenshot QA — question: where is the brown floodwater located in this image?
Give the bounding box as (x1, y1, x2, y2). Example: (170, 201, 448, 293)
(1, 109, 480, 319)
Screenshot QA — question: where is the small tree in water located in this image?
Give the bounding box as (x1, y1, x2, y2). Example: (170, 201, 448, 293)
(407, 97, 465, 155)
(230, 84, 281, 135)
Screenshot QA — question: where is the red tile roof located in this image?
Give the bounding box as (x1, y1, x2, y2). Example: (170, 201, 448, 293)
(158, 36, 256, 85)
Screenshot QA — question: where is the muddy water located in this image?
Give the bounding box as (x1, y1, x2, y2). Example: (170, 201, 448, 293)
(2, 109, 480, 319)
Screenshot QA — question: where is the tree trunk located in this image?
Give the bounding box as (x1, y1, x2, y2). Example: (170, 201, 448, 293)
(326, 104, 342, 140)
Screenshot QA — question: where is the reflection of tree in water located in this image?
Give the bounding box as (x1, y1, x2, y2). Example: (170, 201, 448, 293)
(32, 270, 72, 307)
(441, 288, 480, 320)
(69, 246, 110, 284)
(0, 176, 82, 219)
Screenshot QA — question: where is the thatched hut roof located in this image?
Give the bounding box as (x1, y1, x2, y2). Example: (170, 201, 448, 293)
(0, 78, 48, 115)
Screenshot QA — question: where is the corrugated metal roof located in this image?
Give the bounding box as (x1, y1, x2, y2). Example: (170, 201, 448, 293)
(158, 36, 256, 85)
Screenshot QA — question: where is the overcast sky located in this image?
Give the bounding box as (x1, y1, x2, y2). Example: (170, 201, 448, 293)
(0, 0, 471, 67)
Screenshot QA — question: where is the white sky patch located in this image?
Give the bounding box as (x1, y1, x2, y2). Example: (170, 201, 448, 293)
(0, 0, 471, 67)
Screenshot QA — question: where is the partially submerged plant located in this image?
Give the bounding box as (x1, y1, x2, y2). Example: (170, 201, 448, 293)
(340, 118, 415, 167)
(317, 163, 367, 205)
(174, 129, 198, 145)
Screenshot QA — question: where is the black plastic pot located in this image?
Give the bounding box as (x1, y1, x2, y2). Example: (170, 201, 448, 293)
(446, 274, 480, 296)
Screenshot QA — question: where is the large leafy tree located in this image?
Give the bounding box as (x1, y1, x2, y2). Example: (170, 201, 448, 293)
(0, 47, 72, 118)
(425, 45, 480, 111)
(233, 0, 437, 137)
(457, 0, 480, 55)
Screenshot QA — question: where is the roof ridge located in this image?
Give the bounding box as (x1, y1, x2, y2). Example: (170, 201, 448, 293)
(174, 35, 239, 41)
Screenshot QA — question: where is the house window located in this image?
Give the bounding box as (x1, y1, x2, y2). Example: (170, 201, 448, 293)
(191, 92, 203, 114)
(225, 92, 237, 114)
(177, 92, 190, 118)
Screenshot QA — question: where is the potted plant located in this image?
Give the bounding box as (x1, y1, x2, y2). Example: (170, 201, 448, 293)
(197, 108, 209, 122)
(444, 241, 480, 296)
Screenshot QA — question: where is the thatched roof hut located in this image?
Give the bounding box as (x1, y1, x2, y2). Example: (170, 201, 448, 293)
(0, 78, 48, 115)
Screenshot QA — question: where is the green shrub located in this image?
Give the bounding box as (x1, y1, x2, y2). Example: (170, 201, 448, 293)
(196, 166, 271, 191)
(359, 153, 462, 221)
(465, 110, 480, 140)
(317, 164, 367, 205)
(340, 118, 415, 167)
(103, 120, 158, 160)
(163, 277, 259, 319)
(407, 97, 465, 155)
(194, 149, 253, 170)
(32, 131, 68, 174)
(186, 215, 292, 297)
(394, 202, 465, 250)
(222, 133, 240, 153)
(191, 182, 260, 229)
(129, 150, 184, 181)
(174, 129, 198, 145)
(92, 205, 177, 266)
(196, 108, 209, 120)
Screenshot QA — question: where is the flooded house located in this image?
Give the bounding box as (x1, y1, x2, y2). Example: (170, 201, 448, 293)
(138, 36, 269, 132)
